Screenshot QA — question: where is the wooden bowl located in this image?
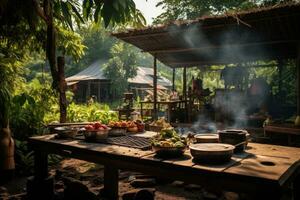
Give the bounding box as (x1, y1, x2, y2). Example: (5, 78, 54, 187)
(152, 145, 187, 158)
(194, 134, 219, 143)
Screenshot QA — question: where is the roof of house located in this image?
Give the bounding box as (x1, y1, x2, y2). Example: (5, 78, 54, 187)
(128, 67, 172, 87)
(66, 62, 172, 88)
(66, 60, 107, 84)
(112, 3, 300, 67)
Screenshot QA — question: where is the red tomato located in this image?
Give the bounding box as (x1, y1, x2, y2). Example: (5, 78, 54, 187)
(85, 125, 94, 130)
(101, 125, 108, 130)
(94, 122, 101, 129)
(121, 122, 127, 127)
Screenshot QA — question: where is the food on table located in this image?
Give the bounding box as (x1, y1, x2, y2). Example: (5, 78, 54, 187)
(83, 122, 110, 141)
(84, 122, 109, 131)
(151, 128, 186, 148)
(108, 120, 145, 133)
(150, 118, 172, 129)
(151, 128, 187, 157)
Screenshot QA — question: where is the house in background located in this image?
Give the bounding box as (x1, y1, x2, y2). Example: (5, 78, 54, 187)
(66, 61, 172, 103)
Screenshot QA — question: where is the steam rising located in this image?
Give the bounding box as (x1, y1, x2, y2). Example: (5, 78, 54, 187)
(167, 22, 270, 131)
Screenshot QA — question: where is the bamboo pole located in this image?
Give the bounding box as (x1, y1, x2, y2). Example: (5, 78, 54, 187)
(296, 47, 300, 126)
(172, 68, 175, 91)
(153, 56, 158, 120)
(183, 67, 188, 122)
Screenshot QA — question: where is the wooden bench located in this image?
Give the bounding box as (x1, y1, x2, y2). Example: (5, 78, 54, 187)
(264, 123, 300, 145)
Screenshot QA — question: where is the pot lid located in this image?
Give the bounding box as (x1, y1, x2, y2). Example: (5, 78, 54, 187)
(190, 143, 235, 152)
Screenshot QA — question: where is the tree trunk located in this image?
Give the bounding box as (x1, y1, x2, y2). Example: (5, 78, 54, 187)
(44, 0, 59, 91)
(57, 56, 67, 123)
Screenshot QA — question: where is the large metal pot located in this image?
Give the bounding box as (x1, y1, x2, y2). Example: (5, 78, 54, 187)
(218, 129, 248, 152)
(190, 143, 235, 163)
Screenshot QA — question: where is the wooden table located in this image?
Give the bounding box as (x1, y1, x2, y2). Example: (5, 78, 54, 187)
(29, 132, 300, 200)
(140, 100, 187, 122)
(264, 123, 300, 145)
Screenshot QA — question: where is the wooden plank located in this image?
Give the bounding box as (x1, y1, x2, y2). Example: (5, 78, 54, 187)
(225, 155, 296, 181)
(246, 143, 300, 158)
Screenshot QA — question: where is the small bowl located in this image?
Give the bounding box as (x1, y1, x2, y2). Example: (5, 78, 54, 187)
(83, 128, 110, 142)
(152, 145, 187, 158)
(194, 134, 219, 143)
(54, 127, 78, 139)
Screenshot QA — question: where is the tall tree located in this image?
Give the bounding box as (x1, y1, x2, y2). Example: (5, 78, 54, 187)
(153, 0, 291, 24)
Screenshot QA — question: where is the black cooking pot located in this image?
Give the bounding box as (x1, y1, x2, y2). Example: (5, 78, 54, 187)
(218, 129, 247, 152)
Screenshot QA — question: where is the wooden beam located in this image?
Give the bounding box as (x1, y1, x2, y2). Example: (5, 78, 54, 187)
(183, 67, 187, 100)
(297, 49, 300, 116)
(278, 60, 283, 97)
(145, 40, 299, 54)
(153, 56, 158, 120)
(172, 68, 175, 91)
(183, 67, 188, 122)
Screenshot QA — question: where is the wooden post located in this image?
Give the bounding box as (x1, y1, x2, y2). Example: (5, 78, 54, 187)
(153, 56, 158, 120)
(172, 68, 175, 91)
(296, 52, 300, 125)
(183, 67, 187, 100)
(103, 166, 119, 200)
(278, 60, 283, 97)
(57, 56, 67, 123)
(87, 81, 91, 101)
(183, 67, 188, 122)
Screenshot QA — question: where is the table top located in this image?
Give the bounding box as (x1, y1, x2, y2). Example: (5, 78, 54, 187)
(29, 132, 300, 189)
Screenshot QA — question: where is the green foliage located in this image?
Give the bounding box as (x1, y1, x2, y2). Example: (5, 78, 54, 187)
(103, 42, 138, 97)
(56, 26, 87, 61)
(65, 23, 115, 76)
(10, 74, 58, 140)
(82, 0, 146, 28)
(15, 140, 34, 175)
(66, 102, 118, 124)
(153, 0, 287, 24)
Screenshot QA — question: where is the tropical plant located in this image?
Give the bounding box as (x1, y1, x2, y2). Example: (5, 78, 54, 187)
(66, 102, 118, 124)
(103, 42, 138, 98)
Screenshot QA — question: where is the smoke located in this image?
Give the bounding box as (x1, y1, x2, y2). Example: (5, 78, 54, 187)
(166, 21, 270, 130)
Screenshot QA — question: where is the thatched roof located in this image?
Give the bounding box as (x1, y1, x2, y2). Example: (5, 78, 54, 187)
(112, 3, 300, 67)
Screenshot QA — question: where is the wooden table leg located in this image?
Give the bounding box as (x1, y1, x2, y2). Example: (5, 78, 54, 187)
(293, 171, 300, 200)
(103, 165, 119, 200)
(27, 150, 53, 200)
(34, 151, 48, 181)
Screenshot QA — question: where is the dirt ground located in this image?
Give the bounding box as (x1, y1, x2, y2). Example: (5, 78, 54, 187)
(1, 158, 241, 200)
